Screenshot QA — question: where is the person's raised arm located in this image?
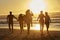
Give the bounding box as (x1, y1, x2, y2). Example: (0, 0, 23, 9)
(13, 15, 17, 20)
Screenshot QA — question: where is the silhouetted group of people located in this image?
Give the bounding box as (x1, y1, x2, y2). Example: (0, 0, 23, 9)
(37, 11, 51, 34)
(7, 9, 51, 34)
(7, 9, 33, 34)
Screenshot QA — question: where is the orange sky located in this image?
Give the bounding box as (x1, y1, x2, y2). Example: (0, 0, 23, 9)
(0, 0, 60, 15)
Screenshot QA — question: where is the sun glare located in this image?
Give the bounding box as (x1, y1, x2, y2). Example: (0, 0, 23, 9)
(31, 24, 40, 30)
(28, 0, 47, 14)
(34, 24, 40, 30)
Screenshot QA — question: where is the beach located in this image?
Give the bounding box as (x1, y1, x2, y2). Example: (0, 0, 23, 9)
(0, 28, 60, 40)
(0, 15, 60, 40)
(0, 19, 60, 40)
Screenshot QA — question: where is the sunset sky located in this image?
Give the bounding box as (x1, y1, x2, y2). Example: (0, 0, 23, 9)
(0, 0, 60, 15)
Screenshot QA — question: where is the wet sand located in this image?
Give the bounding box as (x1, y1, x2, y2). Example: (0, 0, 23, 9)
(0, 28, 60, 40)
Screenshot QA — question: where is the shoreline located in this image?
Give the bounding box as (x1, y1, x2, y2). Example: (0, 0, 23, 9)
(0, 28, 60, 40)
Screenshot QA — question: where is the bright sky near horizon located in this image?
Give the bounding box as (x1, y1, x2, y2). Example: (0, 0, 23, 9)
(0, 0, 60, 15)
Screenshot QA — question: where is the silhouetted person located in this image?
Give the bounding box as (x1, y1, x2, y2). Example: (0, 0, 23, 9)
(45, 12, 51, 32)
(25, 9, 33, 34)
(7, 11, 17, 32)
(18, 14, 24, 33)
(37, 11, 45, 33)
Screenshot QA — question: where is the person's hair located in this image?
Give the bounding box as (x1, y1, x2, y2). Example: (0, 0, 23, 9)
(45, 12, 48, 15)
(9, 11, 12, 15)
(40, 11, 43, 14)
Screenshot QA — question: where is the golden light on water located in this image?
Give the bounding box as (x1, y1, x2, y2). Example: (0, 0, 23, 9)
(14, 24, 47, 30)
(31, 24, 46, 30)
(14, 24, 40, 30)
(23, 24, 40, 30)
(28, 0, 47, 14)
(1, 24, 60, 31)
(31, 24, 40, 30)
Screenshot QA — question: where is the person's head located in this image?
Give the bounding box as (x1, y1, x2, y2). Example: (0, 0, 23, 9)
(45, 12, 48, 15)
(19, 13, 24, 17)
(27, 9, 30, 12)
(40, 11, 43, 14)
(19, 14, 22, 16)
(9, 11, 12, 15)
(26, 9, 30, 14)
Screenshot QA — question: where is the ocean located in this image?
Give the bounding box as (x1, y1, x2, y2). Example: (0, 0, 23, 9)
(0, 16, 60, 31)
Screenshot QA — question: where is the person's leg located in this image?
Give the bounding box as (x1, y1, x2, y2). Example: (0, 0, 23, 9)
(22, 23, 23, 31)
(20, 22, 23, 33)
(40, 24, 44, 37)
(27, 23, 30, 34)
(47, 24, 49, 32)
(41, 23, 44, 34)
(21, 23, 23, 33)
(31, 20, 32, 26)
(19, 24, 21, 30)
(20, 23, 22, 33)
(42, 24, 43, 33)
(11, 23, 13, 32)
(9, 23, 11, 30)
(40, 24, 43, 34)
(40, 24, 42, 31)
